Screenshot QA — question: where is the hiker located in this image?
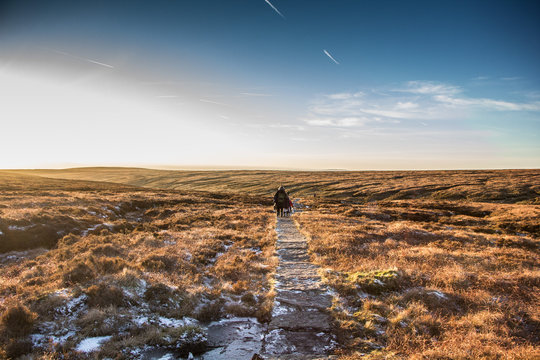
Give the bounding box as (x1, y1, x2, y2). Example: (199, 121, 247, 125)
(273, 185, 290, 217)
(288, 198, 294, 215)
(283, 197, 294, 216)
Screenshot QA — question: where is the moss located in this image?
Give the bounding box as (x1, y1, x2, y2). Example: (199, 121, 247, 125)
(346, 269, 401, 295)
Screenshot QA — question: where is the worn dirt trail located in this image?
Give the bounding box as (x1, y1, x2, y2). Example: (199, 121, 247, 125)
(261, 216, 336, 359)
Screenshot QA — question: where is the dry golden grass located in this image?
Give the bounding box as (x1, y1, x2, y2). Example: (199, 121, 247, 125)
(15, 167, 540, 203)
(0, 172, 277, 358)
(295, 198, 539, 359)
(1, 168, 539, 358)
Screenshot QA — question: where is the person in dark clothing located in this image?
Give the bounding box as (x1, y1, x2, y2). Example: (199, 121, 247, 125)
(273, 185, 290, 217)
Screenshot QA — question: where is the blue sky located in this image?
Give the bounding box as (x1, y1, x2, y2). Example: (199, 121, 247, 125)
(1, 0, 539, 169)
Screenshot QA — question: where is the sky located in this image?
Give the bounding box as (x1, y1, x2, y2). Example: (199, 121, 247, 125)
(1, 0, 539, 170)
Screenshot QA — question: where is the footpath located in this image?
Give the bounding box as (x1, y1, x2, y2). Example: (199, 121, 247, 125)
(261, 216, 336, 359)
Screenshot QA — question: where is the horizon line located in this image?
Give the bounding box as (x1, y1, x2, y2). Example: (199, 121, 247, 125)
(3, 165, 540, 172)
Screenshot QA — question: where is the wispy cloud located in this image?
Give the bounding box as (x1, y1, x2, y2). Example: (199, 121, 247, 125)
(326, 92, 363, 100)
(323, 49, 340, 65)
(263, 0, 285, 18)
(240, 92, 273, 97)
(396, 101, 419, 110)
(304, 117, 369, 127)
(303, 80, 540, 129)
(199, 98, 229, 106)
(397, 81, 459, 95)
(269, 123, 306, 131)
(50, 49, 114, 69)
(248, 122, 306, 132)
(434, 94, 540, 111)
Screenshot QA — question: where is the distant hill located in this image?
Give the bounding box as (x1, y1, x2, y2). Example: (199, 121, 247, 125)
(12, 167, 540, 204)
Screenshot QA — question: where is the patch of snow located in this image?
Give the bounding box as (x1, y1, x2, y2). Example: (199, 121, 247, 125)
(133, 279, 148, 297)
(32, 330, 77, 348)
(82, 224, 100, 236)
(429, 290, 447, 299)
(63, 294, 86, 315)
(54, 288, 70, 297)
(250, 247, 263, 255)
(0, 229, 3, 236)
(76, 336, 112, 353)
(263, 329, 296, 355)
(30, 333, 46, 347)
(82, 223, 115, 236)
(133, 316, 149, 326)
(272, 301, 294, 316)
(157, 354, 175, 360)
(8, 224, 33, 231)
(158, 316, 187, 328)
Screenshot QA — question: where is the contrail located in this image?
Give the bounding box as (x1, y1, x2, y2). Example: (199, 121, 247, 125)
(85, 59, 114, 68)
(50, 49, 114, 68)
(264, 0, 285, 18)
(323, 49, 340, 65)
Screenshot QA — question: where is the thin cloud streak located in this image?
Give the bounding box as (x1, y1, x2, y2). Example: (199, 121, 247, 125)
(263, 0, 285, 18)
(199, 98, 229, 106)
(50, 49, 114, 68)
(323, 49, 340, 65)
(240, 92, 272, 97)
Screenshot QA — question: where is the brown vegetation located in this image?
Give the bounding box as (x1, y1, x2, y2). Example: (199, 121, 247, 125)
(296, 198, 540, 359)
(0, 171, 276, 358)
(15, 167, 540, 203)
(1, 168, 538, 358)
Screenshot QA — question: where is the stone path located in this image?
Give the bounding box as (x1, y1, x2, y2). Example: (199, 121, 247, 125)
(261, 216, 336, 359)
(147, 214, 336, 360)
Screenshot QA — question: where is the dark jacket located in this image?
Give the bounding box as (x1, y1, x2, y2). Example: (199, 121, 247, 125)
(274, 188, 289, 207)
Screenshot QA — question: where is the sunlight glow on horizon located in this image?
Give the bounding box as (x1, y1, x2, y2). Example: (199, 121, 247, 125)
(1, 59, 539, 171)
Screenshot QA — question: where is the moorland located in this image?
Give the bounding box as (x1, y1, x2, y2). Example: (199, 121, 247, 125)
(0, 168, 538, 359)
